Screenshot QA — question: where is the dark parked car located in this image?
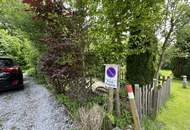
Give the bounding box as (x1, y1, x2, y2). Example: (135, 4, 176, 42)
(0, 57, 24, 91)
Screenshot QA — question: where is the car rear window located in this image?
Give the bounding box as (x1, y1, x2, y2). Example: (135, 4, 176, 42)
(0, 59, 14, 67)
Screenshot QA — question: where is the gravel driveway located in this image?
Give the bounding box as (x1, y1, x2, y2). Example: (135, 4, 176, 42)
(0, 75, 75, 130)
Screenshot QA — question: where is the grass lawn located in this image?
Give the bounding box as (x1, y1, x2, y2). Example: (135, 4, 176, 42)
(156, 70, 190, 130)
(160, 70, 173, 77)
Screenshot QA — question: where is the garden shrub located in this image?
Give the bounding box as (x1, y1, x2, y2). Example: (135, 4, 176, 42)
(126, 24, 157, 85)
(78, 104, 105, 130)
(127, 51, 156, 85)
(0, 29, 39, 69)
(171, 57, 190, 79)
(0, 0, 45, 72)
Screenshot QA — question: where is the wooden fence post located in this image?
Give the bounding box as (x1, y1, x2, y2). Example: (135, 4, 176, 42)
(145, 85, 148, 115)
(130, 77, 172, 120)
(115, 66, 121, 117)
(108, 87, 114, 129)
(135, 84, 142, 120)
(167, 76, 171, 97)
(108, 88, 114, 113)
(147, 84, 153, 116)
(158, 75, 161, 86)
(152, 78, 158, 119)
(127, 84, 141, 130)
(162, 76, 166, 85)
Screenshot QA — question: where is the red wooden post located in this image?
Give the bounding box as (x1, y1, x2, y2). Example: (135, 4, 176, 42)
(126, 84, 141, 130)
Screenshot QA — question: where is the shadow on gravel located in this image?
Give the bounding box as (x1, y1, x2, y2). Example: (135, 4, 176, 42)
(0, 88, 24, 95)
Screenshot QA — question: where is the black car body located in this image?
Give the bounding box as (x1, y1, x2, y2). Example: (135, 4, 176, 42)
(0, 57, 24, 91)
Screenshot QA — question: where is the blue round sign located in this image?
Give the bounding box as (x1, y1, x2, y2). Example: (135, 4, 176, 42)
(107, 67, 116, 78)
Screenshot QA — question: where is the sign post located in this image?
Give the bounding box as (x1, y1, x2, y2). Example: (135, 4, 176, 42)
(105, 64, 119, 88)
(105, 64, 120, 116)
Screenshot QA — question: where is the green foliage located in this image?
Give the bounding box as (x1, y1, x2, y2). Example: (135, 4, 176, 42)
(114, 110, 132, 129)
(126, 29, 158, 85)
(0, 29, 38, 69)
(160, 70, 172, 77)
(85, 95, 107, 108)
(106, 112, 115, 124)
(87, 1, 130, 80)
(175, 25, 190, 58)
(0, 0, 45, 71)
(127, 51, 157, 85)
(0, 0, 46, 44)
(56, 93, 132, 129)
(161, 46, 176, 70)
(3, 1, 189, 129)
(171, 57, 190, 79)
(87, 43, 127, 80)
(142, 116, 164, 130)
(172, 24, 190, 78)
(56, 94, 81, 117)
(102, 110, 131, 129)
(125, 0, 163, 85)
(56, 94, 107, 118)
(87, 0, 163, 84)
(157, 0, 190, 79)
(24, 0, 97, 102)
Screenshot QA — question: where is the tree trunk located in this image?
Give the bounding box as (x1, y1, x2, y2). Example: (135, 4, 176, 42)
(155, 49, 165, 80)
(154, 18, 174, 81)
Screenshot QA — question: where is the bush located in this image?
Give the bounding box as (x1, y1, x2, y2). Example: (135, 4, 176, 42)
(126, 27, 157, 85)
(142, 116, 164, 130)
(127, 51, 156, 85)
(0, 0, 46, 73)
(171, 57, 190, 79)
(78, 105, 105, 130)
(56, 94, 107, 118)
(0, 29, 39, 69)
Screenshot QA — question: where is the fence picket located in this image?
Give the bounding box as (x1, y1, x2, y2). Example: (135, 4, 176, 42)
(133, 77, 171, 120)
(147, 84, 152, 115)
(141, 86, 144, 114)
(143, 86, 146, 114)
(145, 85, 148, 115)
(135, 84, 142, 120)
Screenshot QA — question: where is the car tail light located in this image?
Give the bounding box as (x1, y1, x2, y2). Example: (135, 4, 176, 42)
(12, 80, 19, 86)
(2, 67, 18, 73)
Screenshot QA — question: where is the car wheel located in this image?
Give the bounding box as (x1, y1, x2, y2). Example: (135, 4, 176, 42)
(19, 84, 24, 90)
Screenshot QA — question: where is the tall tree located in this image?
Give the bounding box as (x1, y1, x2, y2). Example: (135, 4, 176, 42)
(172, 23, 190, 78)
(24, 0, 93, 102)
(155, 0, 190, 80)
(88, 0, 163, 84)
(126, 0, 163, 85)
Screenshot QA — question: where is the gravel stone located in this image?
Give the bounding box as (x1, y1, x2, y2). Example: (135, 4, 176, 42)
(0, 75, 75, 130)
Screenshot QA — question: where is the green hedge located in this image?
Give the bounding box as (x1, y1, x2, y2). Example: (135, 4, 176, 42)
(171, 57, 190, 79)
(126, 51, 156, 85)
